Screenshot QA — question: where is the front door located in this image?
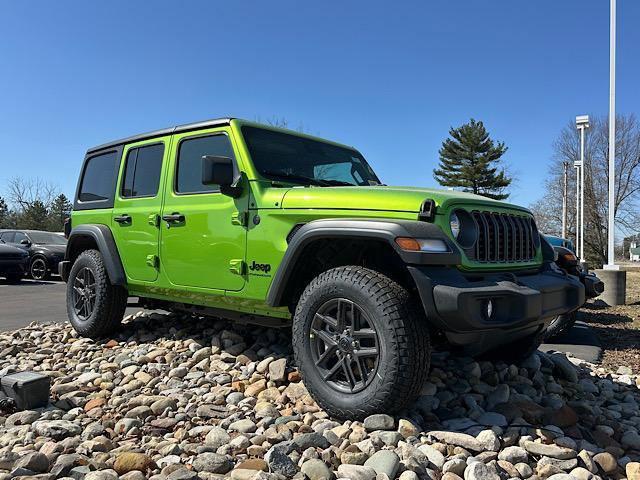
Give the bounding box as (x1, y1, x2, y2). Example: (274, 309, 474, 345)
(160, 127, 247, 291)
(111, 138, 169, 283)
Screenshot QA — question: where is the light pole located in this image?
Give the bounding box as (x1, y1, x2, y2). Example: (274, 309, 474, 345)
(596, 0, 626, 307)
(562, 162, 568, 239)
(576, 115, 589, 260)
(606, 0, 617, 269)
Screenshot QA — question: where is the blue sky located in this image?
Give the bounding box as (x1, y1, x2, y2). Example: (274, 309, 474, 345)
(0, 1, 638, 207)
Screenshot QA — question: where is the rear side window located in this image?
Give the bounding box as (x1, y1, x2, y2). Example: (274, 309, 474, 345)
(121, 143, 164, 198)
(0, 232, 15, 242)
(176, 134, 235, 194)
(78, 151, 119, 204)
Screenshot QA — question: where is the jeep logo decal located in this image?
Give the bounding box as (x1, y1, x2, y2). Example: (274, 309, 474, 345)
(249, 261, 271, 274)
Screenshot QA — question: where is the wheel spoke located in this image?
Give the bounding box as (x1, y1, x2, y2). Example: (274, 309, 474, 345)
(352, 328, 376, 340)
(336, 299, 350, 331)
(356, 357, 369, 383)
(354, 347, 378, 358)
(341, 357, 357, 390)
(315, 343, 337, 367)
(314, 312, 337, 330)
(322, 359, 343, 381)
(312, 328, 337, 347)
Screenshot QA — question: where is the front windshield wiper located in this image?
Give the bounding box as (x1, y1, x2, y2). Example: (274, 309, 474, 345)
(261, 170, 354, 187)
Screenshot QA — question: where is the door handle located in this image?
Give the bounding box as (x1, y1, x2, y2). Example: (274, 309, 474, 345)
(114, 214, 132, 224)
(162, 213, 185, 226)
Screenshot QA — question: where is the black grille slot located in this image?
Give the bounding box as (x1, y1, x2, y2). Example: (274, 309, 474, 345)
(471, 211, 538, 263)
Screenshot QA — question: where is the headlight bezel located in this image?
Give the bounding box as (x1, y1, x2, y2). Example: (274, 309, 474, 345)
(449, 209, 478, 249)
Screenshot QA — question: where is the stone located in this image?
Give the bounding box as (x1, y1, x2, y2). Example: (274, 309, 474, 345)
(498, 446, 528, 464)
(337, 464, 377, 480)
(627, 462, 640, 480)
(267, 449, 297, 477)
(229, 419, 257, 433)
(443, 458, 467, 476)
(268, 358, 287, 382)
(418, 444, 446, 469)
(5, 410, 41, 427)
(33, 420, 82, 440)
(150, 398, 177, 415)
(114, 452, 155, 475)
(363, 414, 395, 431)
(464, 461, 500, 480)
(593, 452, 617, 474)
(14, 452, 49, 473)
(428, 431, 484, 452)
(301, 459, 334, 480)
(523, 440, 576, 459)
(570, 467, 595, 480)
(191, 452, 233, 474)
(205, 426, 231, 448)
(476, 430, 500, 451)
(364, 451, 400, 478)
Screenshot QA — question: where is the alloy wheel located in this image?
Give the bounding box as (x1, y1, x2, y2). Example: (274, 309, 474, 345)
(309, 297, 380, 393)
(30, 258, 47, 280)
(72, 267, 97, 321)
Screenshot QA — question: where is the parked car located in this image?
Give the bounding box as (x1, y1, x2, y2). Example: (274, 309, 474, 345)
(0, 239, 29, 283)
(61, 118, 586, 419)
(0, 230, 67, 280)
(543, 233, 576, 253)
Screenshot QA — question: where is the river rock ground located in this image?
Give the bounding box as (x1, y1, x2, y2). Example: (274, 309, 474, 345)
(1, 310, 639, 480)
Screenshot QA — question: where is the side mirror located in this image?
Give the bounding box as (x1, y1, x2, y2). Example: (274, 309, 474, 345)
(20, 239, 31, 247)
(202, 155, 241, 197)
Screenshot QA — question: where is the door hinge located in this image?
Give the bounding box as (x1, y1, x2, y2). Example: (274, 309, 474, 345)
(229, 259, 246, 275)
(148, 214, 160, 227)
(231, 211, 248, 226)
(146, 255, 159, 268)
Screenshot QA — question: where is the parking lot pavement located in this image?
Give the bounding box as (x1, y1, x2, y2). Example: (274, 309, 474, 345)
(0, 278, 142, 332)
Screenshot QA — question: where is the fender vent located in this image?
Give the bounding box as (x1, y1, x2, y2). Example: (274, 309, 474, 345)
(286, 224, 305, 244)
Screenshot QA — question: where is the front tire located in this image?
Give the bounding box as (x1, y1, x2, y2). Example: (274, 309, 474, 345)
(544, 312, 577, 340)
(292, 266, 430, 420)
(66, 249, 127, 339)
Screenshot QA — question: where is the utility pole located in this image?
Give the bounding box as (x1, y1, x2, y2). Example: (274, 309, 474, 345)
(576, 115, 589, 259)
(562, 162, 568, 239)
(606, 0, 617, 268)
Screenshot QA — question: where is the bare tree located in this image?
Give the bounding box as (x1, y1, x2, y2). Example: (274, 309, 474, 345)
(530, 114, 640, 267)
(7, 177, 58, 210)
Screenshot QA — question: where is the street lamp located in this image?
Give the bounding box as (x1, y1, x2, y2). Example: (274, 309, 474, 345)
(575, 115, 589, 261)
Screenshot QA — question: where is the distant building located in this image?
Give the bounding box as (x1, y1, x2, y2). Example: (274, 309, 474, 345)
(631, 241, 640, 262)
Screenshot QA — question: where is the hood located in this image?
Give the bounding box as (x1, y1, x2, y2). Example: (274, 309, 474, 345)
(280, 186, 527, 213)
(0, 243, 29, 256)
(35, 244, 66, 254)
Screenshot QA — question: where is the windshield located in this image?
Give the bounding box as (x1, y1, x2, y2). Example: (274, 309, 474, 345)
(28, 232, 67, 245)
(242, 126, 381, 187)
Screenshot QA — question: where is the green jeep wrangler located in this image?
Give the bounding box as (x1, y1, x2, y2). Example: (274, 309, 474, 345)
(61, 118, 584, 418)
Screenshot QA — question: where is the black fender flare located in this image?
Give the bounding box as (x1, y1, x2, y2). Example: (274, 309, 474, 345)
(266, 218, 460, 307)
(65, 224, 127, 286)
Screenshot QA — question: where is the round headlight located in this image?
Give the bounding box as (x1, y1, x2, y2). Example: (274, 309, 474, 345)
(450, 212, 461, 239)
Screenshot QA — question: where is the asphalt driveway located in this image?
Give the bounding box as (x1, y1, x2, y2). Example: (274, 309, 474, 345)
(0, 278, 141, 332)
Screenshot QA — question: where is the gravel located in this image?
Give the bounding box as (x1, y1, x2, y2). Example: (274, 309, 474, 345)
(0, 310, 639, 480)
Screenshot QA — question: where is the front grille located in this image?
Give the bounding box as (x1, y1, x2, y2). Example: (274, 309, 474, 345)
(471, 211, 538, 262)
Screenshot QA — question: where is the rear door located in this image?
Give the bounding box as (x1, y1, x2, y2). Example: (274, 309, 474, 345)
(111, 138, 169, 283)
(160, 127, 247, 291)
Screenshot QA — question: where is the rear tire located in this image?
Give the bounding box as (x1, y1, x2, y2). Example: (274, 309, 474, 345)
(292, 266, 430, 420)
(66, 249, 127, 339)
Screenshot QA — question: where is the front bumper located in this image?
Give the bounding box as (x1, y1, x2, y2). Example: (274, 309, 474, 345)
(408, 265, 585, 354)
(0, 257, 29, 275)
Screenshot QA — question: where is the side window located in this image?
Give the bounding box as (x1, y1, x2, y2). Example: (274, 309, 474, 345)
(176, 134, 235, 194)
(0, 232, 15, 243)
(13, 232, 27, 244)
(78, 151, 119, 203)
(121, 143, 164, 198)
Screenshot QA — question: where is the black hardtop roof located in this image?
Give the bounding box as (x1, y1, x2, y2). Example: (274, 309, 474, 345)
(87, 117, 234, 154)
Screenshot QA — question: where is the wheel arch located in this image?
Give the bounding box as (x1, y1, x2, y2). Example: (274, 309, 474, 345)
(65, 224, 127, 286)
(266, 218, 458, 309)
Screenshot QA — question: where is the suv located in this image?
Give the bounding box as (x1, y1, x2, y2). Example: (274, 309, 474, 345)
(0, 230, 67, 280)
(61, 118, 584, 418)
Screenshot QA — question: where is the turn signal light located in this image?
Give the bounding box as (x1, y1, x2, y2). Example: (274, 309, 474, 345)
(395, 237, 450, 253)
(395, 237, 421, 251)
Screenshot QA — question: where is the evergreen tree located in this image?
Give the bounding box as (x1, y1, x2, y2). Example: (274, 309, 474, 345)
(433, 119, 512, 200)
(20, 200, 49, 230)
(0, 196, 8, 228)
(48, 193, 72, 231)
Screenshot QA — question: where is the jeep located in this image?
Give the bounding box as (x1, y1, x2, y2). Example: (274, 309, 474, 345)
(61, 118, 585, 419)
